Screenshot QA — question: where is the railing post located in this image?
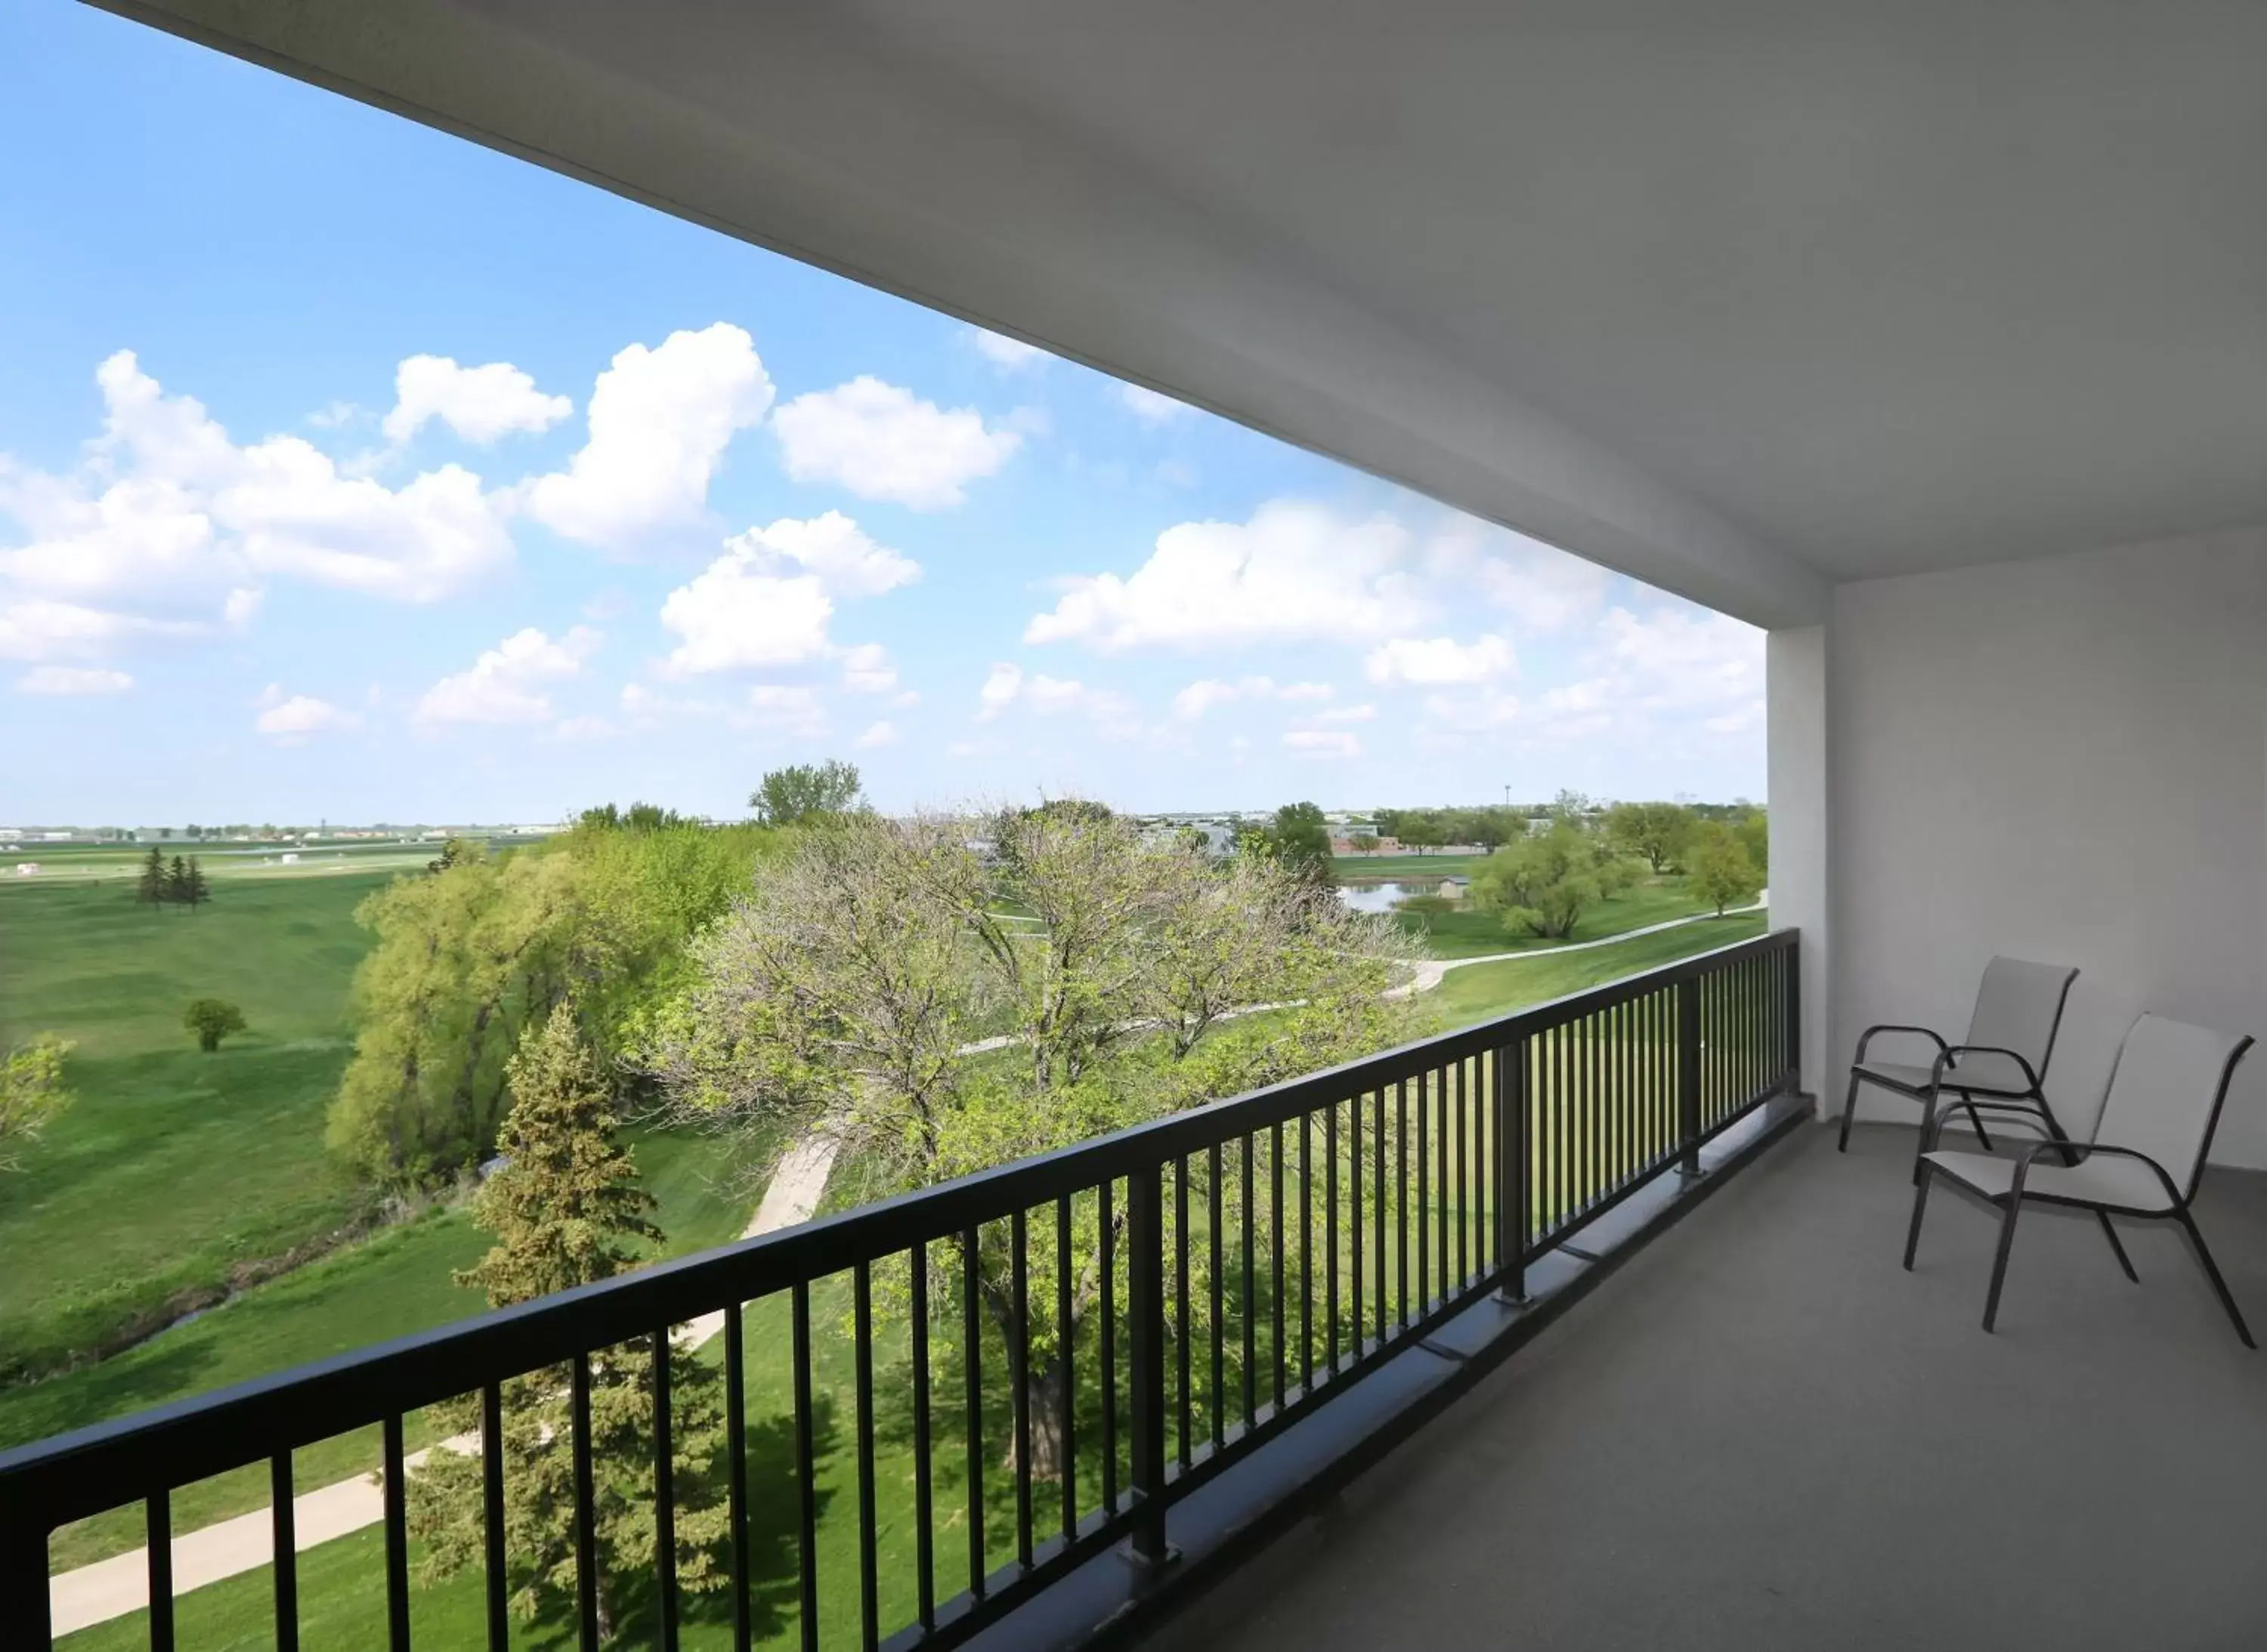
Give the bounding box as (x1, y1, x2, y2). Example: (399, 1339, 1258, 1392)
(1495, 1039, 1526, 1303)
(1785, 934, 1802, 1094)
(2, 1508, 51, 1650)
(1678, 976, 1704, 1177)
(1124, 1162, 1175, 1570)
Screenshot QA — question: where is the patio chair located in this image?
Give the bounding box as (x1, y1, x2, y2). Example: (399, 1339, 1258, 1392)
(1904, 1013, 2256, 1346)
(1839, 955, 2080, 1174)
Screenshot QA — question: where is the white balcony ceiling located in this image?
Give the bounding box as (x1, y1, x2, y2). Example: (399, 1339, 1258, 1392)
(99, 0, 2267, 626)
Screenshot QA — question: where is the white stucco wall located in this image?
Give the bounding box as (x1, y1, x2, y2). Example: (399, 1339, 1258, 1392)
(1767, 626, 1832, 1100)
(1828, 527, 2267, 1167)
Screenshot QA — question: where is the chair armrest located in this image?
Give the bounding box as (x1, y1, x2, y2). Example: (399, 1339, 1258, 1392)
(2009, 1140, 2185, 1208)
(1854, 1023, 1950, 1065)
(1936, 1043, 2043, 1094)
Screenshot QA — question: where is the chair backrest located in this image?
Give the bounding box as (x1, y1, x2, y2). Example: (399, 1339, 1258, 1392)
(1963, 957, 2079, 1078)
(2095, 1014, 2254, 1199)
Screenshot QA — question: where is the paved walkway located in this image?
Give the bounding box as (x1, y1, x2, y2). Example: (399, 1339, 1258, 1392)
(48, 1131, 845, 1636)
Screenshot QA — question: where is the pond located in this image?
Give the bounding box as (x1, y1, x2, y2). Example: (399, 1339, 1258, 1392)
(1338, 880, 1467, 913)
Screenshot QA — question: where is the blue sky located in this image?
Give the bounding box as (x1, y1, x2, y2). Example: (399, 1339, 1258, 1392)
(0, 1, 1763, 825)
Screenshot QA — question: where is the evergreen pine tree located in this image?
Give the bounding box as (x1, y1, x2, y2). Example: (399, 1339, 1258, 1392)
(184, 856, 211, 911)
(164, 855, 190, 911)
(407, 1004, 731, 1641)
(137, 846, 168, 909)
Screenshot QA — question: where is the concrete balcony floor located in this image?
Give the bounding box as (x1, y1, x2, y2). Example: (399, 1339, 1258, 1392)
(1168, 1121, 2267, 1651)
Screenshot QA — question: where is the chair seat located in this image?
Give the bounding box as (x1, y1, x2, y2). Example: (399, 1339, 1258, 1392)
(1922, 1148, 2176, 1213)
(1855, 1050, 2037, 1097)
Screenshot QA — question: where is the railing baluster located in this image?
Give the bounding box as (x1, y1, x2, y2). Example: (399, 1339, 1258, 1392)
(1349, 1095, 1363, 1357)
(1325, 1097, 1340, 1373)
(271, 1451, 298, 1652)
(1415, 1070, 1428, 1313)
(1373, 1087, 1388, 1340)
(1125, 1163, 1169, 1566)
(571, 1358, 598, 1652)
(147, 1487, 174, 1652)
(723, 1308, 751, 1652)
(654, 1326, 679, 1652)
(1437, 1065, 1452, 1297)
(1679, 975, 1704, 1175)
(959, 1234, 983, 1603)
(855, 1261, 878, 1651)
(1271, 1121, 1285, 1408)
(481, 1381, 509, 1652)
(1241, 1135, 1257, 1428)
(1208, 1146, 1225, 1448)
(1099, 1182, 1118, 1514)
(1298, 1113, 1313, 1378)
(1057, 1196, 1078, 1538)
(796, 1280, 822, 1647)
(910, 1250, 934, 1632)
(384, 1412, 410, 1652)
(1010, 1209, 1033, 1569)
(1174, 1161, 1192, 1468)
(1, 1513, 47, 1651)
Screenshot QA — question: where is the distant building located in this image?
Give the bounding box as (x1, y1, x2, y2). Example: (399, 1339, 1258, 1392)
(1333, 835, 1402, 855)
(14, 863, 39, 877)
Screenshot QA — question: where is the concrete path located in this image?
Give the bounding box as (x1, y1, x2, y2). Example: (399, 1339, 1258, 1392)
(48, 1132, 844, 1636)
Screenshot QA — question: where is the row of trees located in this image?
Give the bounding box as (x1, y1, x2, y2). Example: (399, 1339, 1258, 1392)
(1469, 802, 1767, 939)
(1369, 805, 1533, 853)
(137, 847, 212, 911)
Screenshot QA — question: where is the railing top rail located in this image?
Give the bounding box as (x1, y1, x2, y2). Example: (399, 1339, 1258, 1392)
(0, 927, 1794, 1525)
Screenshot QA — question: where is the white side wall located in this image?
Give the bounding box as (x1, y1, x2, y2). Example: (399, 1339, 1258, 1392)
(1829, 527, 2267, 1167)
(1767, 626, 1832, 1101)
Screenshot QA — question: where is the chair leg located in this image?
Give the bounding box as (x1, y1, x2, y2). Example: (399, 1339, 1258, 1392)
(1903, 1162, 1934, 1271)
(1912, 1088, 1941, 1187)
(1837, 1069, 1863, 1152)
(2093, 1211, 2139, 1282)
(1961, 1096, 1994, 1151)
(2176, 1209, 2256, 1350)
(1981, 1190, 2025, 1332)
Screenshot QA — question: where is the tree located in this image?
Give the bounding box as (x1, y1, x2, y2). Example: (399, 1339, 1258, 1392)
(137, 846, 169, 910)
(0, 1035, 74, 1173)
(184, 998, 248, 1052)
(1731, 806, 1768, 878)
(1688, 824, 1764, 917)
(639, 806, 1418, 1478)
(1235, 801, 1335, 890)
(1604, 801, 1696, 874)
(410, 1005, 728, 1641)
(164, 855, 192, 909)
(750, 759, 863, 827)
(1469, 821, 1602, 939)
(1397, 810, 1446, 855)
(183, 856, 211, 911)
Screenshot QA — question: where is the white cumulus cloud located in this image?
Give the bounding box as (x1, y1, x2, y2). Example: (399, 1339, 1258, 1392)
(521, 323, 773, 550)
(1026, 501, 1427, 653)
(970, 330, 1051, 373)
(1120, 384, 1192, 424)
(974, 662, 1138, 736)
(773, 376, 1020, 509)
(17, 665, 133, 695)
(255, 685, 358, 740)
(416, 626, 601, 726)
(382, 356, 571, 446)
(855, 719, 900, 749)
(656, 513, 916, 677)
(1169, 676, 1336, 720)
(1284, 729, 1362, 759)
(1364, 634, 1516, 686)
(840, 642, 899, 694)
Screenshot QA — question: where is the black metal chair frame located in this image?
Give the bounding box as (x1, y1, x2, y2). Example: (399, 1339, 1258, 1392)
(1902, 1033, 2257, 1347)
(1838, 963, 2079, 1177)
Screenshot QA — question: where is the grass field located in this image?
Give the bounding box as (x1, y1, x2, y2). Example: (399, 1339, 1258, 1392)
(1332, 851, 1481, 880)
(1437, 909, 1769, 1026)
(1386, 872, 1720, 959)
(0, 872, 394, 1381)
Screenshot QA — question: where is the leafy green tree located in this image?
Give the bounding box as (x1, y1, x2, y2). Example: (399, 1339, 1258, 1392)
(1604, 801, 1696, 874)
(639, 807, 1417, 1475)
(1471, 821, 1602, 939)
(1688, 824, 1764, 917)
(0, 1035, 74, 1173)
(1236, 800, 1335, 889)
(750, 759, 863, 827)
(410, 1005, 728, 1641)
(1732, 807, 1769, 877)
(137, 846, 168, 910)
(1397, 810, 1447, 854)
(183, 998, 248, 1053)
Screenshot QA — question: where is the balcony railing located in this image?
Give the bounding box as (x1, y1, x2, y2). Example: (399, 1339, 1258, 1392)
(2, 929, 1798, 1651)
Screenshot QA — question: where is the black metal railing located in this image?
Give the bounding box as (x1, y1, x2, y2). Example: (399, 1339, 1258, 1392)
(0, 929, 1798, 1651)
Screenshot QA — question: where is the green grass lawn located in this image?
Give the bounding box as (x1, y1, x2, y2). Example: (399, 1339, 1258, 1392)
(1436, 909, 1770, 1026)
(0, 872, 397, 1381)
(1332, 851, 1481, 880)
(1388, 872, 1722, 959)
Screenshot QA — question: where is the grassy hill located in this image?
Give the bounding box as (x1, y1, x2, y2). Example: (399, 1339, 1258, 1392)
(0, 872, 391, 1382)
